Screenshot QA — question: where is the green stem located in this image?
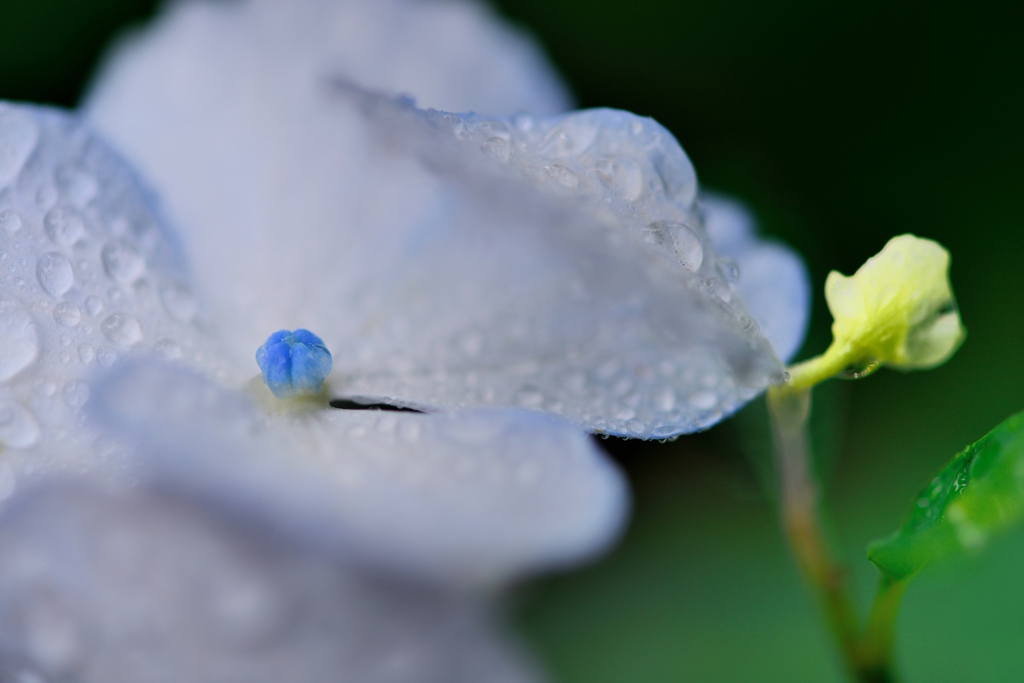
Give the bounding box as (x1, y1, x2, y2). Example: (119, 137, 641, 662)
(767, 384, 901, 682)
(858, 576, 908, 681)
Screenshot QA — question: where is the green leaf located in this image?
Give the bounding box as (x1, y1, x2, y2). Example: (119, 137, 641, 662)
(868, 410, 1024, 581)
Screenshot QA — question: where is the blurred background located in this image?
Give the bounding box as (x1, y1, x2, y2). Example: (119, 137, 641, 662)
(1, 0, 1021, 680)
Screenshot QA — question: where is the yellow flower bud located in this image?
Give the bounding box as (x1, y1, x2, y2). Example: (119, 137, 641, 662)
(776, 234, 964, 395)
(824, 234, 964, 370)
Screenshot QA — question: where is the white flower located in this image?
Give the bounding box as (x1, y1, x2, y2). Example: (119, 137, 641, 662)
(0, 0, 810, 679)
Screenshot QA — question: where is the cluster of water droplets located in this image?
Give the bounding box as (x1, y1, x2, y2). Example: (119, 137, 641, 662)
(334, 92, 784, 438)
(0, 103, 231, 494)
(432, 107, 751, 289)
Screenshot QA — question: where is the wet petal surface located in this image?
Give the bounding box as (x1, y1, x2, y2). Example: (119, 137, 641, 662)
(0, 103, 232, 493)
(0, 485, 544, 683)
(89, 361, 629, 585)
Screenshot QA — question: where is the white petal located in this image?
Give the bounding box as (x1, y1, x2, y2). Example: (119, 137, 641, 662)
(0, 484, 545, 683)
(88, 360, 629, 586)
(701, 194, 811, 362)
(85, 1, 808, 437)
(0, 103, 235, 491)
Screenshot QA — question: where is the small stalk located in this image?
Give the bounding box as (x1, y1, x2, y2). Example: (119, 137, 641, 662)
(768, 386, 865, 679)
(765, 234, 964, 681)
(858, 576, 908, 682)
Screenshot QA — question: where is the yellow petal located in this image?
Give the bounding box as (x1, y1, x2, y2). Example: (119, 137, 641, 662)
(825, 234, 965, 370)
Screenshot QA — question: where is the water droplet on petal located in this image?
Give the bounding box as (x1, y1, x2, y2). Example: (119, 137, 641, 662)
(54, 166, 98, 207)
(514, 386, 544, 408)
(481, 136, 510, 162)
(545, 164, 578, 188)
(0, 106, 40, 187)
(160, 282, 197, 322)
(44, 206, 85, 246)
(717, 257, 740, 284)
(77, 344, 94, 364)
(646, 221, 704, 272)
(539, 114, 599, 158)
(653, 386, 676, 412)
(52, 301, 80, 327)
(0, 209, 22, 234)
(101, 239, 145, 285)
(0, 400, 40, 448)
(36, 253, 73, 297)
(101, 313, 142, 347)
(154, 338, 182, 360)
(513, 112, 534, 131)
(708, 277, 732, 302)
(84, 296, 103, 317)
(96, 346, 117, 368)
(62, 380, 90, 409)
(590, 157, 643, 201)
(688, 391, 718, 410)
(0, 299, 39, 382)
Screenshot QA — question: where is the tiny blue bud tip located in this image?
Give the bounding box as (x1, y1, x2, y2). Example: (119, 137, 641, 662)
(255, 329, 333, 399)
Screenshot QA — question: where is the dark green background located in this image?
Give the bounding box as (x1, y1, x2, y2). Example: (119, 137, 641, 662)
(2, 0, 1022, 680)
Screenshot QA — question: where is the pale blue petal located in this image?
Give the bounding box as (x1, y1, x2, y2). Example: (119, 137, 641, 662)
(88, 360, 629, 586)
(701, 193, 811, 363)
(85, 1, 810, 438)
(0, 484, 545, 682)
(0, 102, 234, 495)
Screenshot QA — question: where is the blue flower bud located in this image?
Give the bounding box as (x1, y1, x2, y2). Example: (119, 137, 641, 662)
(255, 329, 333, 399)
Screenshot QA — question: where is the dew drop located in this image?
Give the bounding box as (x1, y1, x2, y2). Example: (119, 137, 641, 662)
(474, 120, 512, 141)
(54, 166, 98, 207)
(101, 239, 145, 285)
(44, 206, 85, 246)
(717, 257, 740, 284)
(35, 186, 57, 209)
(101, 313, 142, 347)
(614, 407, 636, 421)
(539, 114, 599, 158)
(84, 296, 103, 317)
(0, 106, 40, 188)
(0, 209, 22, 235)
(52, 301, 81, 327)
(513, 112, 534, 131)
(651, 425, 678, 439)
(62, 380, 90, 409)
(708, 277, 732, 302)
(36, 253, 74, 297)
(688, 391, 718, 410)
(154, 338, 182, 360)
(653, 386, 676, 412)
(481, 136, 511, 162)
(96, 346, 117, 368)
(77, 344, 94, 364)
(0, 400, 40, 448)
(589, 157, 643, 201)
(646, 221, 704, 272)
(160, 282, 197, 322)
(545, 164, 578, 188)
(0, 299, 39, 382)
(514, 386, 544, 409)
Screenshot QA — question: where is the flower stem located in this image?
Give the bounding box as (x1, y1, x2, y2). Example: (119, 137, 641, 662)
(767, 384, 901, 682)
(858, 576, 908, 681)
